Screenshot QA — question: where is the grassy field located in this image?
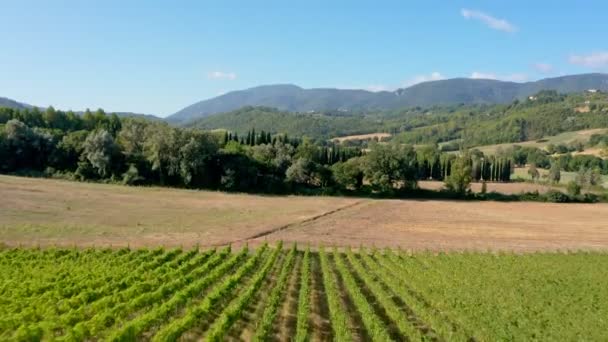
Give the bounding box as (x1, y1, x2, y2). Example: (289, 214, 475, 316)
(469, 128, 608, 155)
(2, 175, 608, 251)
(512, 167, 608, 189)
(2, 245, 607, 341)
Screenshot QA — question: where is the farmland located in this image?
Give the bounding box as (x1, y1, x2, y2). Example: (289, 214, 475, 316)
(2, 175, 608, 251)
(469, 128, 608, 156)
(511, 167, 608, 189)
(2, 245, 607, 341)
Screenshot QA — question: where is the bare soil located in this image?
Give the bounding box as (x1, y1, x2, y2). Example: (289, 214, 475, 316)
(260, 200, 608, 251)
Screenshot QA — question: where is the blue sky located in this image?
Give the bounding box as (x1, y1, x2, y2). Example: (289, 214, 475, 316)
(1, 0, 607, 116)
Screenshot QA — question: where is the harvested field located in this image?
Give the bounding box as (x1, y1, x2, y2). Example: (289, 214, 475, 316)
(1, 175, 608, 251)
(262, 200, 608, 251)
(0, 175, 357, 248)
(331, 132, 391, 142)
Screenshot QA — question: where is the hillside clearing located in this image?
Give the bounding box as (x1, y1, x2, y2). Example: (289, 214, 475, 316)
(1, 175, 608, 251)
(512, 167, 608, 189)
(471, 128, 608, 155)
(331, 132, 391, 143)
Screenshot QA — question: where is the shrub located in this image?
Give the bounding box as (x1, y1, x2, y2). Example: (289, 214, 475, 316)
(567, 181, 581, 197)
(543, 190, 570, 203)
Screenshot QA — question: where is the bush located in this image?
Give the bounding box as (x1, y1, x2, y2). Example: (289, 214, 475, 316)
(582, 193, 599, 203)
(567, 181, 581, 196)
(543, 190, 570, 203)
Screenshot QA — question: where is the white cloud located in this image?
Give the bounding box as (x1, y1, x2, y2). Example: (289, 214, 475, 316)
(461, 9, 517, 33)
(403, 72, 445, 87)
(470, 71, 528, 82)
(569, 52, 608, 68)
(208, 71, 237, 80)
(533, 63, 553, 73)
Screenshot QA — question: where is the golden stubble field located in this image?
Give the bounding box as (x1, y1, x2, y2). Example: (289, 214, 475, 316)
(1, 175, 608, 251)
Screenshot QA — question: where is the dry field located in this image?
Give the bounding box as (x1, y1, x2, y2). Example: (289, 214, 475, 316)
(472, 128, 608, 155)
(330, 132, 391, 143)
(0, 175, 357, 248)
(1, 175, 608, 251)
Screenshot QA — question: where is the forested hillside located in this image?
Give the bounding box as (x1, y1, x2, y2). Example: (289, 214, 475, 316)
(187, 106, 388, 139)
(169, 73, 608, 122)
(189, 90, 608, 148)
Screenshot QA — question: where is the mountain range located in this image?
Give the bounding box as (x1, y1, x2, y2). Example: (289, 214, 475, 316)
(168, 73, 608, 123)
(3, 73, 608, 123)
(0, 97, 31, 110)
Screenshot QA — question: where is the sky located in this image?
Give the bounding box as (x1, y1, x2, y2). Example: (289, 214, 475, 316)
(1, 0, 608, 116)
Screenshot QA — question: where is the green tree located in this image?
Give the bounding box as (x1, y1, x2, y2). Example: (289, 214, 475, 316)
(54, 130, 88, 171)
(548, 162, 561, 184)
(363, 143, 418, 192)
(527, 164, 540, 182)
(82, 129, 117, 178)
(331, 157, 364, 190)
(144, 124, 180, 185)
(118, 118, 148, 161)
(285, 158, 318, 186)
(178, 130, 218, 186)
(445, 154, 472, 194)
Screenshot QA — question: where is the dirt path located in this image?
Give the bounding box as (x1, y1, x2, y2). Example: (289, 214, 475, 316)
(261, 200, 608, 251)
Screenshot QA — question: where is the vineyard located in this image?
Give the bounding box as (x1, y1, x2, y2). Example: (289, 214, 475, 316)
(1, 244, 607, 341)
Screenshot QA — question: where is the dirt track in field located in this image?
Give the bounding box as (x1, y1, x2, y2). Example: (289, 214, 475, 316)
(1, 175, 608, 251)
(253, 200, 608, 252)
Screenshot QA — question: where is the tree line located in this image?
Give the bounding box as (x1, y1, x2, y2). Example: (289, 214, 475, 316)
(0, 106, 519, 196)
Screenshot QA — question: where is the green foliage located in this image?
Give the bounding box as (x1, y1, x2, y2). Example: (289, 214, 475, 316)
(527, 164, 540, 182)
(2, 246, 608, 341)
(363, 142, 418, 192)
(189, 106, 388, 140)
(445, 154, 472, 194)
(83, 130, 118, 178)
(567, 181, 581, 196)
(122, 164, 143, 185)
(544, 190, 570, 203)
(548, 162, 561, 184)
(331, 157, 364, 190)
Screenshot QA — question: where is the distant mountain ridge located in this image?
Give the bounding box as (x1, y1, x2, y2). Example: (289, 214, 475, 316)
(0, 97, 159, 120)
(168, 73, 608, 123)
(0, 97, 32, 110)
